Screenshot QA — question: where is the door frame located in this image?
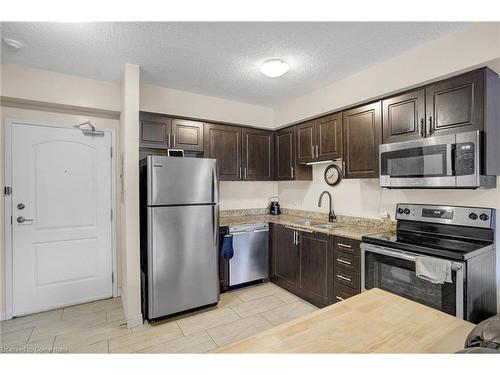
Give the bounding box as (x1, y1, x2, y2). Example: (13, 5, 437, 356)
(3, 118, 118, 320)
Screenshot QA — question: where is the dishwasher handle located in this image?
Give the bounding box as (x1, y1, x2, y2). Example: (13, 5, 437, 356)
(253, 229, 269, 233)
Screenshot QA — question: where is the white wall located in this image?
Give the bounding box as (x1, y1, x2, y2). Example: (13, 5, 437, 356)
(140, 83, 274, 128)
(220, 181, 278, 210)
(119, 64, 142, 327)
(273, 23, 500, 127)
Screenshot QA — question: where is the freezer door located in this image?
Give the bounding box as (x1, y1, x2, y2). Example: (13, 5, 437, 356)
(147, 155, 218, 206)
(147, 204, 219, 319)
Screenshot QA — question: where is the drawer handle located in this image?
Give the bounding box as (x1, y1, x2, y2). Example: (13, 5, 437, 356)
(335, 296, 344, 301)
(337, 243, 352, 249)
(337, 258, 352, 265)
(337, 274, 352, 282)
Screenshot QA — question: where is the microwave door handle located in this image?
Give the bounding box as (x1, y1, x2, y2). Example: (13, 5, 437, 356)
(446, 143, 453, 176)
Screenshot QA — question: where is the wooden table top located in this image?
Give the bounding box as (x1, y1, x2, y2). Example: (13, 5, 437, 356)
(216, 288, 474, 353)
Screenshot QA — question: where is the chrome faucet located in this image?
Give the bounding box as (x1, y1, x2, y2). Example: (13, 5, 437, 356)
(318, 191, 336, 223)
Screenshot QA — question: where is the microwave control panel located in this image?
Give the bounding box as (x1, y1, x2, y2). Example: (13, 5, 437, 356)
(455, 142, 475, 176)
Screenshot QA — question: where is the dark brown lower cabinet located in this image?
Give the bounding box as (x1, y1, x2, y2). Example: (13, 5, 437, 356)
(333, 236, 361, 303)
(270, 224, 333, 308)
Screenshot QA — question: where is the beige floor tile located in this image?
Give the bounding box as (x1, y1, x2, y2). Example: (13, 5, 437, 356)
(53, 322, 130, 352)
(207, 315, 273, 347)
(275, 291, 300, 304)
(0, 327, 33, 346)
(231, 295, 285, 318)
(0, 309, 63, 335)
(106, 307, 126, 324)
(218, 292, 244, 309)
(261, 300, 317, 326)
(61, 309, 107, 322)
(63, 339, 109, 354)
(176, 308, 240, 336)
(29, 315, 108, 342)
(109, 321, 183, 353)
(1, 336, 55, 354)
(139, 332, 217, 353)
(234, 283, 283, 302)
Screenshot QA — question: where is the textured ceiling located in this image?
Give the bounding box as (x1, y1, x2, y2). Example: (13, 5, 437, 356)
(1, 22, 468, 106)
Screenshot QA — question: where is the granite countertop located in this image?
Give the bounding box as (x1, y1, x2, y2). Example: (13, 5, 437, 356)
(220, 209, 395, 241)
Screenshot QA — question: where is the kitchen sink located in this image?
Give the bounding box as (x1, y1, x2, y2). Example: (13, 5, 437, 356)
(312, 223, 337, 230)
(293, 219, 323, 226)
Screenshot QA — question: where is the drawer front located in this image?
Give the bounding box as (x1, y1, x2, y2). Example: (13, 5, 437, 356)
(333, 282, 360, 303)
(334, 268, 360, 290)
(335, 237, 360, 256)
(334, 249, 360, 273)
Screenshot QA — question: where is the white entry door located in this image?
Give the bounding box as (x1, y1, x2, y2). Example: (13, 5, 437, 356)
(11, 123, 113, 316)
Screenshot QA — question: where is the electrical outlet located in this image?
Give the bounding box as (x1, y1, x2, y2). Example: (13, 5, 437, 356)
(379, 211, 390, 219)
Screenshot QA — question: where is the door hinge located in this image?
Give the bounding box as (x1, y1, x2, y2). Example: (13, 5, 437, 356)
(110, 146, 113, 158)
(111, 272, 114, 283)
(4, 186, 12, 195)
(111, 209, 113, 221)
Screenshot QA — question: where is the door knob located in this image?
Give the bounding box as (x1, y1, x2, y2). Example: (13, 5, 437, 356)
(17, 203, 25, 210)
(17, 216, 34, 223)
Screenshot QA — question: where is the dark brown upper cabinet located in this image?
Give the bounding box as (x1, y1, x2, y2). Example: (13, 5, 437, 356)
(204, 123, 242, 181)
(425, 69, 484, 137)
(316, 113, 343, 160)
(241, 128, 274, 180)
(296, 114, 342, 163)
(296, 120, 316, 163)
(382, 88, 425, 143)
(140, 113, 171, 149)
(343, 101, 382, 179)
(171, 119, 204, 152)
(275, 126, 312, 181)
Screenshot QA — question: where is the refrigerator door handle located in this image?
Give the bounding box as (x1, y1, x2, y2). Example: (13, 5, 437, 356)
(213, 205, 219, 248)
(212, 161, 219, 204)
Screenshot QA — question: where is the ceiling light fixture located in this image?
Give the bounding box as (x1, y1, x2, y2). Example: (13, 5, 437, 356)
(3, 38, 23, 50)
(259, 59, 289, 78)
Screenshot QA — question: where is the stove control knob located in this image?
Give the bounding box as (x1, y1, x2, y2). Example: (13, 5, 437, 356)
(403, 208, 410, 215)
(397, 208, 404, 214)
(468, 212, 478, 220)
(479, 213, 489, 221)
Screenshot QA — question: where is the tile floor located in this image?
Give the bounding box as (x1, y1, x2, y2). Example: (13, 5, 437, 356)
(0, 282, 317, 353)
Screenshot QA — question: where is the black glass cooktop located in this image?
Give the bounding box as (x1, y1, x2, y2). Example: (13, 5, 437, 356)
(362, 231, 493, 260)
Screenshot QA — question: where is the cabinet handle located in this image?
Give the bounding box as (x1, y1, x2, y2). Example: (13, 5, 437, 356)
(290, 166, 294, 179)
(335, 296, 344, 301)
(173, 133, 176, 146)
(239, 167, 242, 180)
(293, 231, 296, 245)
(244, 167, 247, 180)
(337, 243, 352, 249)
(419, 118, 424, 136)
(311, 145, 315, 158)
(168, 133, 171, 148)
(428, 116, 433, 135)
(337, 274, 352, 282)
(337, 258, 352, 266)
(316, 145, 320, 159)
(342, 161, 346, 177)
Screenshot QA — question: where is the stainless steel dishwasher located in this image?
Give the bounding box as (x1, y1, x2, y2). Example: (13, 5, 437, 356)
(228, 222, 269, 286)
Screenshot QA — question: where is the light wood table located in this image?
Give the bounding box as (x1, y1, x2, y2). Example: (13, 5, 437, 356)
(216, 288, 474, 353)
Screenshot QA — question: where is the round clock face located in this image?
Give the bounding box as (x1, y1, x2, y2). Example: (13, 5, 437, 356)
(324, 164, 342, 186)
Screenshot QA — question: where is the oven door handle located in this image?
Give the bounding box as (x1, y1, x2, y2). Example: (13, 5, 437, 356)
(361, 243, 417, 262)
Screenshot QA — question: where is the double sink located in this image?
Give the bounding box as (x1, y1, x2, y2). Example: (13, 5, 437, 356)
(291, 219, 343, 231)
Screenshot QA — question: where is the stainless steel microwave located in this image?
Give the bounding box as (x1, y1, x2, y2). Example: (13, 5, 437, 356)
(379, 131, 496, 189)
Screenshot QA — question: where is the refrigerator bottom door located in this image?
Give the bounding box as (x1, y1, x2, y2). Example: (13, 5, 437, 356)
(148, 204, 219, 319)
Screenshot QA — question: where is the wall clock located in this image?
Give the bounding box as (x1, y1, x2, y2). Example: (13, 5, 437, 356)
(324, 164, 342, 186)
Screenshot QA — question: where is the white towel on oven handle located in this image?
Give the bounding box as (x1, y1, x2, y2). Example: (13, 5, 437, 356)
(415, 256, 453, 284)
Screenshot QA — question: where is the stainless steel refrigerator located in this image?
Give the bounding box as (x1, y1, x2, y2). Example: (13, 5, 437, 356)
(139, 155, 219, 321)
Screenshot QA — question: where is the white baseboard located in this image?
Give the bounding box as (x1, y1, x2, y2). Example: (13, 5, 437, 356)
(126, 315, 143, 328)
(1, 310, 6, 321)
(116, 287, 122, 297)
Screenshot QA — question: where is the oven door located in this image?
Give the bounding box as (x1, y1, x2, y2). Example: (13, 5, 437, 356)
(379, 134, 456, 188)
(361, 243, 464, 319)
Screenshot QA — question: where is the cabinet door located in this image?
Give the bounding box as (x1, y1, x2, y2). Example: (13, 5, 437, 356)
(382, 89, 425, 143)
(299, 231, 332, 307)
(242, 128, 274, 180)
(271, 225, 299, 290)
(343, 101, 382, 178)
(204, 123, 242, 181)
(140, 114, 171, 149)
(316, 113, 342, 160)
(275, 127, 294, 180)
(425, 70, 484, 136)
(171, 119, 204, 152)
(296, 120, 316, 163)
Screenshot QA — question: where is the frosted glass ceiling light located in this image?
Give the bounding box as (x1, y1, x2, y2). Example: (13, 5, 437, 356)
(259, 59, 289, 78)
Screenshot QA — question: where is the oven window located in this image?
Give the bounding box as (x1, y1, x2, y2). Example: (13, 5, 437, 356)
(380, 144, 449, 178)
(365, 252, 456, 316)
